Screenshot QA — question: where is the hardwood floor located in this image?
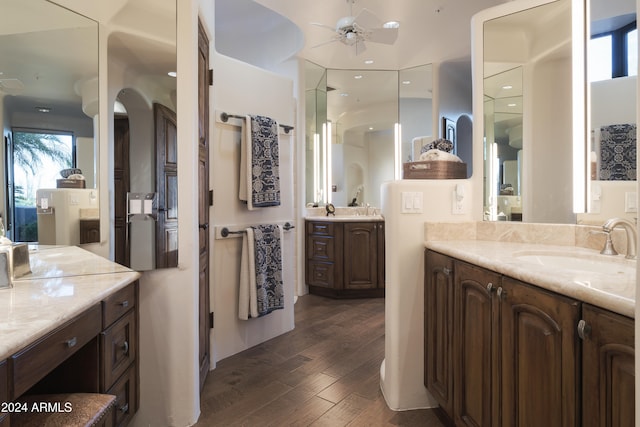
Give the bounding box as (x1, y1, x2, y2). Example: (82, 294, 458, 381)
(195, 294, 445, 426)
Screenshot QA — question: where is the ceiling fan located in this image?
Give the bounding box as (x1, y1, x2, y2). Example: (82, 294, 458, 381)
(311, 0, 399, 55)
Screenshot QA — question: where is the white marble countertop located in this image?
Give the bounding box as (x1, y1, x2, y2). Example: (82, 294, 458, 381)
(0, 245, 140, 360)
(426, 240, 635, 318)
(305, 215, 384, 222)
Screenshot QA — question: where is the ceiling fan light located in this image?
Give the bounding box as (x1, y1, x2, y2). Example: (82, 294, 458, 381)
(383, 21, 400, 29)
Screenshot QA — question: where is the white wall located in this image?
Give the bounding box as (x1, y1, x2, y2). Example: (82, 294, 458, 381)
(210, 52, 296, 362)
(380, 179, 475, 410)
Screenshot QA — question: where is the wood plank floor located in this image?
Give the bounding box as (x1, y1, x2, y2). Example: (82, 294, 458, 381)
(195, 294, 445, 426)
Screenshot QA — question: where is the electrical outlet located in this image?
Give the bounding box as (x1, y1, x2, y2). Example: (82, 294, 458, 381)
(452, 190, 464, 214)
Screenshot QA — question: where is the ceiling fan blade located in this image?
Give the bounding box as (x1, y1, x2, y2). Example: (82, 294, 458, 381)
(310, 22, 337, 32)
(353, 8, 382, 30)
(369, 27, 398, 45)
(310, 37, 341, 49)
(354, 40, 367, 55)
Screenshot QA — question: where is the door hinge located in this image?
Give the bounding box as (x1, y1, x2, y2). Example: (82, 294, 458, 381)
(208, 190, 214, 207)
(208, 69, 214, 86)
(209, 312, 214, 329)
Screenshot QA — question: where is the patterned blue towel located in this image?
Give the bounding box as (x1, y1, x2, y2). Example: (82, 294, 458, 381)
(599, 124, 636, 180)
(240, 115, 281, 210)
(251, 224, 284, 317)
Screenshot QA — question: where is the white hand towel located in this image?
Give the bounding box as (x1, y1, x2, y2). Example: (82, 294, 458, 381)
(238, 227, 258, 320)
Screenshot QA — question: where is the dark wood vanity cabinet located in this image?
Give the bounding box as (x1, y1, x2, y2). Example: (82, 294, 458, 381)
(306, 220, 384, 298)
(426, 250, 582, 427)
(0, 360, 7, 427)
(581, 304, 635, 427)
(80, 219, 100, 244)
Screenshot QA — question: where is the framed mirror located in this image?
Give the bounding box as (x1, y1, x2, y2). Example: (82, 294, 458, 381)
(480, 0, 576, 223)
(0, 0, 99, 244)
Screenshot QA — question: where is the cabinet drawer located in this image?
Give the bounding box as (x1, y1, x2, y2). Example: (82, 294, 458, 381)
(307, 221, 334, 236)
(103, 282, 137, 328)
(108, 365, 138, 427)
(11, 304, 101, 399)
(308, 262, 336, 288)
(101, 310, 136, 391)
(307, 236, 335, 261)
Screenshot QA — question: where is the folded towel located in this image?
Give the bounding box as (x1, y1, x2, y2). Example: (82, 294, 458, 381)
(239, 115, 281, 210)
(238, 224, 284, 319)
(421, 138, 454, 154)
(419, 149, 463, 162)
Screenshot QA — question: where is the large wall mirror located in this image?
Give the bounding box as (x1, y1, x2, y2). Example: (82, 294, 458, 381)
(580, 0, 637, 223)
(305, 62, 433, 209)
(481, 0, 576, 223)
(0, 0, 98, 244)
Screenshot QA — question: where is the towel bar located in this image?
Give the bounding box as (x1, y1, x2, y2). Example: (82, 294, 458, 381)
(219, 111, 294, 135)
(220, 222, 295, 238)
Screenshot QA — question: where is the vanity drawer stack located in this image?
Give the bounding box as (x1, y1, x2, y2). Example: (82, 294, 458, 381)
(101, 281, 138, 427)
(306, 221, 342, 290)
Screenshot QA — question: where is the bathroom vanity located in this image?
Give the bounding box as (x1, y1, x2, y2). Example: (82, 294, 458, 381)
(0, 246, 140, 427)
(305, 216, 385, 298)
(424, 239, 634, 426)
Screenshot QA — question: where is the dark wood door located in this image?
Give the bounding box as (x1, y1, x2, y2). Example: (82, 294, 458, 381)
(499, 277, 579, 427)
(582, 304, 635, 427)
(197, 19, 211, 392)
(114, 117, 130, 266)
(424, 250, 454, 417)
(343, 222, 378, 289)
(154, 103, 178, 268)
(454, 260, 499, 427)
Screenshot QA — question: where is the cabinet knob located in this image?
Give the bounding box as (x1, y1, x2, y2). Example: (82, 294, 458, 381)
(122, 340, 129, 355)
(119, 300, 129, 308)
(443, 267, 451, 276)
(486, 282, 495, 293)
(497, 287, 507, 300)
(577, 319, 591, 340)
(119, 403, 129, 413)
(66, 337, 77, 348)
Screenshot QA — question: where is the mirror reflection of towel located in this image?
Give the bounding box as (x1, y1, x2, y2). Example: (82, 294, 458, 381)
(599, 124, 636, 180)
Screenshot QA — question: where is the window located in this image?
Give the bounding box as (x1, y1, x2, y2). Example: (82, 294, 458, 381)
(589, 21, 637, 82)
(8, 130, 74, 241)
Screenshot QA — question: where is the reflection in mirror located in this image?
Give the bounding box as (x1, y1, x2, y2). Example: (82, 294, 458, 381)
(305, 61, 327, 206)
(482, 0, 575, 223)
(399, 65, 434, 163)
(578, 0, 637, 223)
(0, 0, 98, 244)
(108, 0, 177, 270)
(484, 67, 523, 221)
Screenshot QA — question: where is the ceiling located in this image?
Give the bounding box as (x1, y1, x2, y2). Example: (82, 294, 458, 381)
(219, 0, 510, 70)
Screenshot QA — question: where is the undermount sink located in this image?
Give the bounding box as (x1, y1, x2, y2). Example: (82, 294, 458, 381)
(513, 250, 635, 276)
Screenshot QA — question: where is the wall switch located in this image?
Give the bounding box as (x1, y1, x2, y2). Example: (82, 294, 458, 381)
(401, 192, 423, 214)
(625, 192, 637, 213)
(452, 190, 464, 214)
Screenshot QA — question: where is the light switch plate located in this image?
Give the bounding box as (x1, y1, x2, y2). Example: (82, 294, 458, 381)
(625, 192, 637, 213)
(401, 192, 423, 214)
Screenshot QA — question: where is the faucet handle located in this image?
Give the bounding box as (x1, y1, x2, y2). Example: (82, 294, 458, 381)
(599, 231, 619, 256)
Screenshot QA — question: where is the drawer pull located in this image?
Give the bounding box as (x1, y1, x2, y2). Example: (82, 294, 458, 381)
(119, 300, 129, 308)
(577, 319, 591, 340)
(122, 340, 129, 355)
(442, 267, 451, 276)
(119, 403, 129, 413)
(66, 337, 77, 348)
(486, 282, 495, 293)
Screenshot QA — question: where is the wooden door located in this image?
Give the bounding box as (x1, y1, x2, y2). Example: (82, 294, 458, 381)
(343, 222, 378, 289)
(154, 103, 178, 268)
(197, 19, 211, 392)
(114, 117, 130, 266)
(499, 277, 579, 427)
(582, 304, 635, 427)
(454, 261, 499, 427)
(424, 250, 454, 417)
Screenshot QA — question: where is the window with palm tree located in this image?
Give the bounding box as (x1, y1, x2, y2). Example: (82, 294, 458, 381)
(9, 130, 73, 242)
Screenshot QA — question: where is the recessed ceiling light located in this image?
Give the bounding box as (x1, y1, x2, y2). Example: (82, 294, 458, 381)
(402, 80, 411, 85)
(35, 106, 51, 113)
(383, 21, 400, 29)
(502, 85, 513, 90)
(168, 71, 177, 77)
(364, 60, 374, 65)
(354, 75, 363, 79)
(369, 127, 374, 130)
(340, 93, 349, 97)
(507, 103, 517, 107)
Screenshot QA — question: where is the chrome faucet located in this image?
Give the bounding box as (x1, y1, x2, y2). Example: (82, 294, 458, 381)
(602, 218, 637, 259)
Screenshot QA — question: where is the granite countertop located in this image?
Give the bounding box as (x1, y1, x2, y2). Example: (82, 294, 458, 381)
(426, 239, 635, 318)
(0, 245, 140, 360)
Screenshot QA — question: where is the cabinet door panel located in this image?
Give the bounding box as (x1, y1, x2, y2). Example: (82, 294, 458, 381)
(582, 304, 635, 427)
(343, 223, 377, 289)
(424, 251, 454, 416)
(454, 261, 499, 427)
(500, 277, 579, 427)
